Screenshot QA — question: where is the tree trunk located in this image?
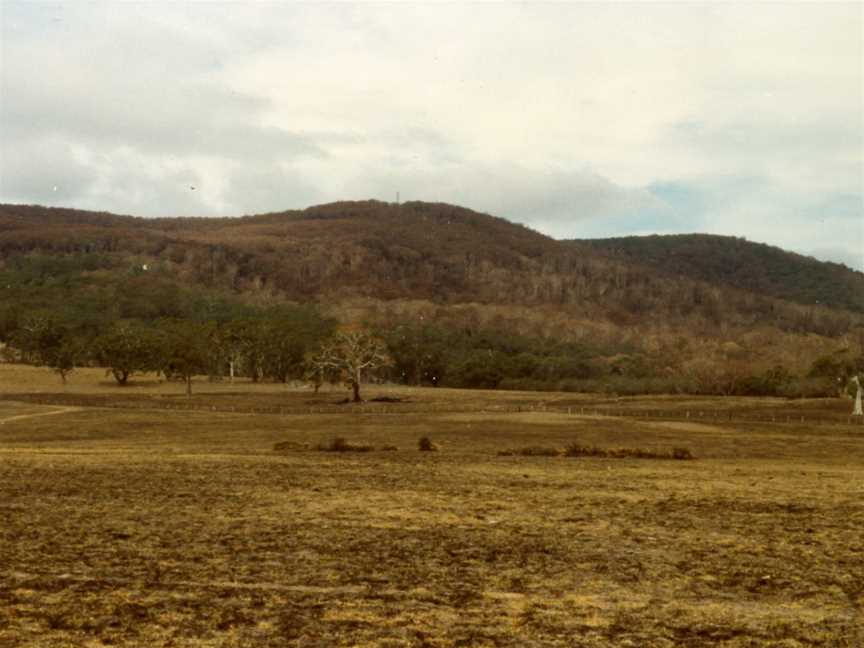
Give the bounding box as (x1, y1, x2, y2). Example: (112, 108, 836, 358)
(351, 379, 361, 403)
(186, 375, 192, 397)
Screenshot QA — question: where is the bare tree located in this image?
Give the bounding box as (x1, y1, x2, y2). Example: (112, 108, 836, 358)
(311, 331, 391, 402)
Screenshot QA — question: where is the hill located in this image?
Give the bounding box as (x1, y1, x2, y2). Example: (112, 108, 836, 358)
(577, 234, 864, 313)
(1, 201, 862, 395)
(2, 201, 861, 317)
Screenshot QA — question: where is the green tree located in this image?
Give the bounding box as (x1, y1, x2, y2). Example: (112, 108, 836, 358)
(155, 320, 213, 396)
(809, 350, 864, 396)
(259, 307, 335, 383)
(11, 315, 80, 384)
(94, 321, 158, 385)
(447, 349, 509, 389)
(381, 323, 450, 386)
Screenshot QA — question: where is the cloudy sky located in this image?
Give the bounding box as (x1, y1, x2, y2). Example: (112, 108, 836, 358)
(1, 1, 862, 269)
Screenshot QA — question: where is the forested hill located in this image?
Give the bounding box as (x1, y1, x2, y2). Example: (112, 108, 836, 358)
(576, 234, 864, 314)
(1, 202, 861, 335)
(3, 200, 864, 395)
(0, 201, 556, 303)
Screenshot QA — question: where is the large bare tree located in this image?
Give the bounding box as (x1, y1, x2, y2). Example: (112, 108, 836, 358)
(311, 331, 391, 402)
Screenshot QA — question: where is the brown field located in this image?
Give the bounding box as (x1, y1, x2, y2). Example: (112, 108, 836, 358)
(1, 364, 863, 647)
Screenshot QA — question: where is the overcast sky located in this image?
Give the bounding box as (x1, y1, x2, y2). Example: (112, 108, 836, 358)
(1, 1, 861, 269)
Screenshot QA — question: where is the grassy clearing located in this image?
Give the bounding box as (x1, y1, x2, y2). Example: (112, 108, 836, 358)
(1, 364, 863, 646)
(4, 362, 862, 422)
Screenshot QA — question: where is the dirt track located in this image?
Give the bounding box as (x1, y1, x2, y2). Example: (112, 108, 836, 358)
(0, 406, 81, 424)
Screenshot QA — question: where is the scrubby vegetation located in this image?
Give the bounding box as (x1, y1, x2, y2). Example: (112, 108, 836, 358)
(496, 443, 696, 460)
(563, 443, 696, 460)
(498, 445, 563, 457)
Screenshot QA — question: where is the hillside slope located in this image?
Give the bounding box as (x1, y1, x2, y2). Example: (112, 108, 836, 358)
(577, 234, 864, 313)
(0, 201, 860, 338)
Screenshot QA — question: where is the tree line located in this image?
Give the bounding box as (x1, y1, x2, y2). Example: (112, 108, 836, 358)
(1, 246, 861, 399)
(2, 306, 862, 400)
(5, 306, 334, 393)
(376, 320, 863, 398)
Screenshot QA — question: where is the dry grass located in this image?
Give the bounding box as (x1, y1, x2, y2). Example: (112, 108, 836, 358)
(1, 363, 863, 646)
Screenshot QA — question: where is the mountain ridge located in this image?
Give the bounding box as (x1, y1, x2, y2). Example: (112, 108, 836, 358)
(2, 200, 861, 316)
(576, 233, 863, 312)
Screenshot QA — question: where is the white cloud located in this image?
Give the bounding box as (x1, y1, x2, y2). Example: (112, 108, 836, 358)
(0, 134, 96, 203)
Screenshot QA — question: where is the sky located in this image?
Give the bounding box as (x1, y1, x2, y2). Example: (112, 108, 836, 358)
(1, 1, 862, 270)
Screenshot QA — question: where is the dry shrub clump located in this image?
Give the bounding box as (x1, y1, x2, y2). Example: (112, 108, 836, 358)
(606, 447, 666, 459)
(316, 437, 375, 452)
(498, 446, 563, 457)
(672, 446, 695, 460)
(273, 440, 311, 452)
(563, 444, 609, 458)
(418, 436, 440, 452)
(565, 443, 695, 460)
